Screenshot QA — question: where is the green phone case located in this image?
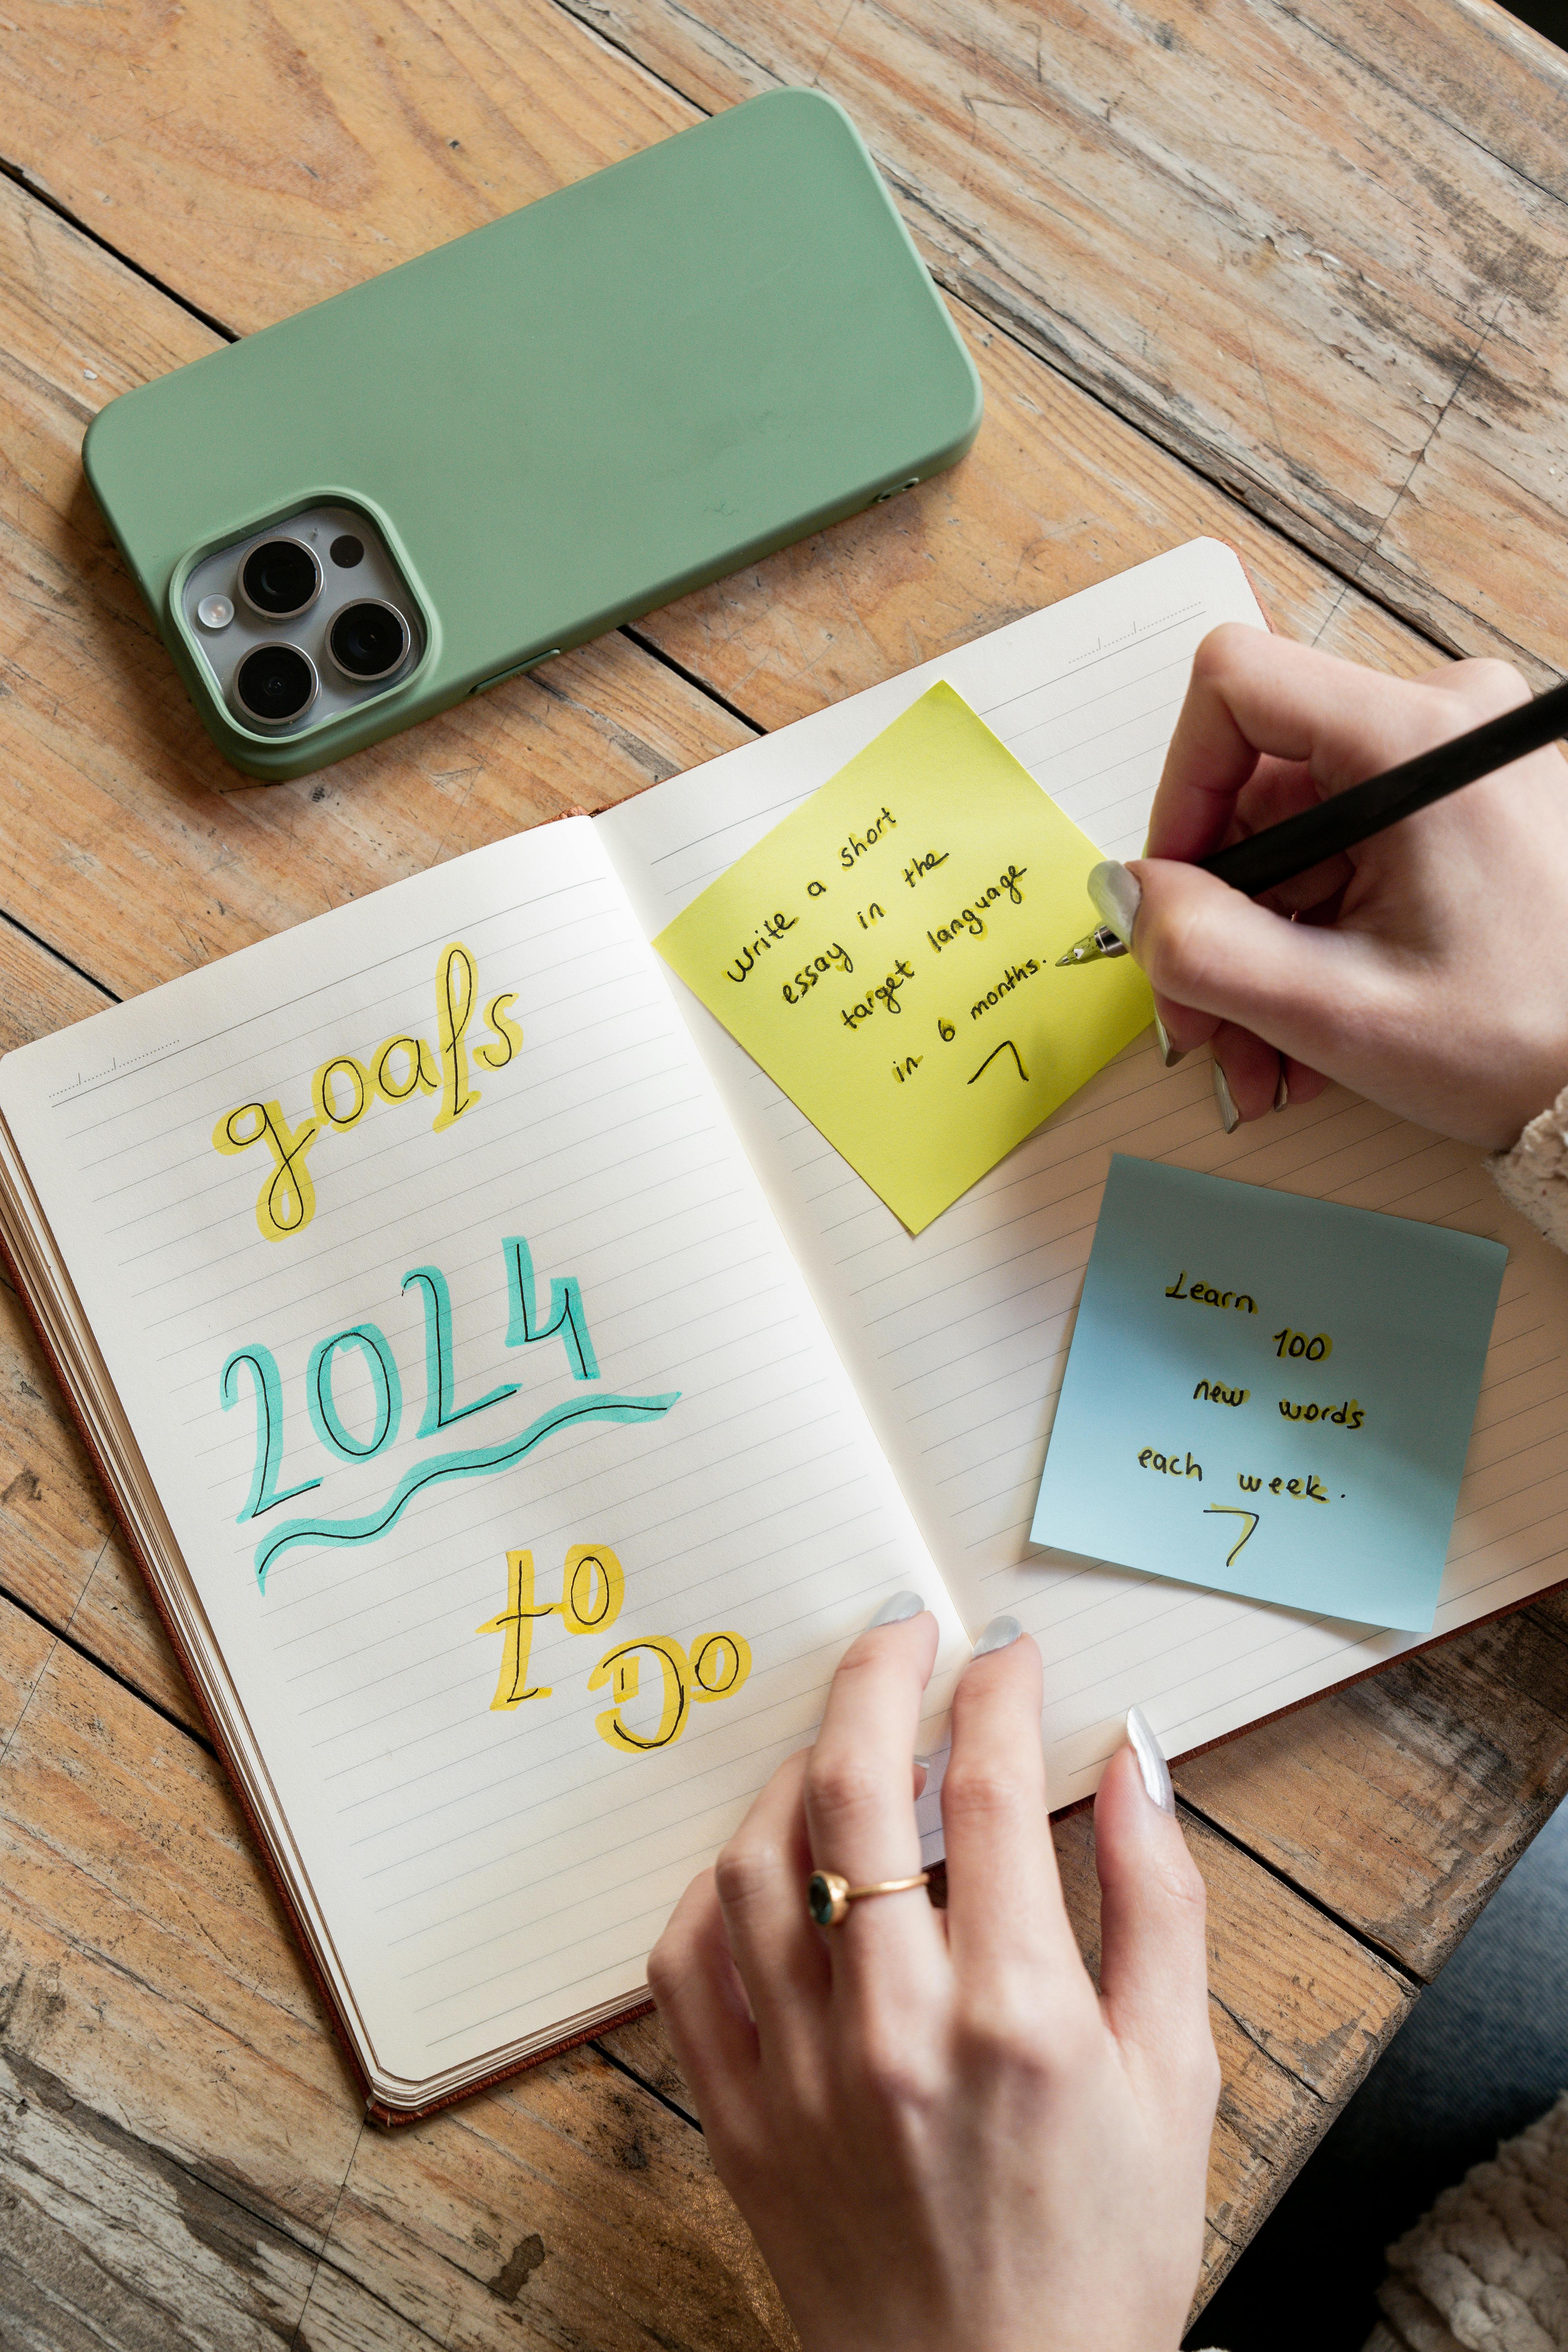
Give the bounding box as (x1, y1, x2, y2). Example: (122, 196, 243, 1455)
(84, 88, 982, 781)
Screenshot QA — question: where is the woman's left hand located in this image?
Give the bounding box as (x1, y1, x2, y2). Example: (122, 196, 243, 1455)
(648, 1607, 1219, 2352)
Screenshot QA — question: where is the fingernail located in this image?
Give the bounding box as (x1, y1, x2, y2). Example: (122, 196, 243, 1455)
(913, 1752, 931, 1772)
(1153, 1012, 1187, 1069)
(1126, 1705, 1175, 1817)
(1273, 1061, 1289, 1114)
(1086, 860, 1142, 949)
(867, 1589, 924, 1629)
(971, 1613, 1022, 1657)
(1212, 1058, 1240, 1134)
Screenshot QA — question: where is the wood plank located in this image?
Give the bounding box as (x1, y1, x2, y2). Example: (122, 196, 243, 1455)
(1275, 0, 1568, 669)
(0, 173, 753, 1003)
(0, 1598, 791, 2350)
(0, 918, 107, 1055)
(550, 0, 1568, 677)
(1177, 1592, 1568, 1982)
(0, 1596, 51, 1755)
(0, 0, 696, 336)
(1, 2038, 320, 2352)
(308, 2050, 794, 2351)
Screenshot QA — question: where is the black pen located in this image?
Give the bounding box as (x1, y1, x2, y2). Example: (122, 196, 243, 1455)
(1057, 676, 1568, 965)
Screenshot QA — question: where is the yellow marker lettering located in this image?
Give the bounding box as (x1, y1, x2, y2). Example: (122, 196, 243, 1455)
(476, 1548, 558, 1708)
(475, 990, 524, 1071)
(373, 1033, 439, 1104)
(689, 1630, 751, 1702)
(589, 1636, 691, 1752)
(213, 1099, 321, 1241)
(312, 1054, 371, 1131)
(433, 941, 481, 1132)
(560, 1546, 625, 1635)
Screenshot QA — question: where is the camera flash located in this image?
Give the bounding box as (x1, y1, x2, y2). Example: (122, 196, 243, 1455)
(197, 594, 234, 630)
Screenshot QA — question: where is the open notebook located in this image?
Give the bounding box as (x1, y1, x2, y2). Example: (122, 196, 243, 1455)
(3, 538, 1565, 2122)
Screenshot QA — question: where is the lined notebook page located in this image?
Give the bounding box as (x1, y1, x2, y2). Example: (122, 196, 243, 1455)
(0, 817, 965, 2089)
(600, 540, 1568, 1808)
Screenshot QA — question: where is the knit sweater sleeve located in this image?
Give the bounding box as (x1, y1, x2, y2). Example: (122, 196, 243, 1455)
(1489, 1078, 1568, 1252)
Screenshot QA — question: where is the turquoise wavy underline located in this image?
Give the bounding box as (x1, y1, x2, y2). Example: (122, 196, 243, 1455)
(252, 1390, 680, 1589)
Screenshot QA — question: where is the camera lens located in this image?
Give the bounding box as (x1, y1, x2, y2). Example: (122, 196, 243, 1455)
(235, 643, 319, 724)
(240, 537, 322, 618)
(328, 600, 412, 681)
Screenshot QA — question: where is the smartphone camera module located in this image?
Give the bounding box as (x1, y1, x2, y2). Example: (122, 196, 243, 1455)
(180, 503, 426, 745)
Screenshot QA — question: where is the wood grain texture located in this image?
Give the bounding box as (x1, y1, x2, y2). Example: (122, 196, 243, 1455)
(0, 919, 107, 1055)
(0, 1600, 792, 2350)
(0, 0, 695, 334)
(1178, 1592, 1568, 1982)
(551, 0, 1568, 677)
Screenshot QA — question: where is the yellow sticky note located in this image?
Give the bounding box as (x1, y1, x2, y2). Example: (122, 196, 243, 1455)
(654, 681, 1153, 1233)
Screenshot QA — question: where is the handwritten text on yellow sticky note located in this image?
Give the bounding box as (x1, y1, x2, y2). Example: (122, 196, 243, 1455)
(653, 682, 1153, 1233)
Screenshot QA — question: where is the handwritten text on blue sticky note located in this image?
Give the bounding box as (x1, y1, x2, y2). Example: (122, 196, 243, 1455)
(1030, 1158, 1507, 1632)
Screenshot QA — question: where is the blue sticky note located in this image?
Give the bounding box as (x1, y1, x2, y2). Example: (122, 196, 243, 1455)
(1030, 1156, 1507, 1632)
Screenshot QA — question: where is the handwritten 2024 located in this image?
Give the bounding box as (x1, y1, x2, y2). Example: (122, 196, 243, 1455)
(220, 1234, 679, 1590)
(212, 940, 521, 1241)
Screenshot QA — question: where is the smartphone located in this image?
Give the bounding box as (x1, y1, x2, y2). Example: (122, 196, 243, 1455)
(83, 88, 983, 782)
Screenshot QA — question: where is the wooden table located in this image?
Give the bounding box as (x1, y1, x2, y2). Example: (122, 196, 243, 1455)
(3, 2, 1568, 2342)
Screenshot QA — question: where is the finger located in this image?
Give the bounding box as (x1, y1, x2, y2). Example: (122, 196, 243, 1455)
(1281, 1056, 1328, 1106)
(1146, 628, 1510, 867)
(712, 1748, 830, 2058)
(1145, 624, 1269, 863)
(648, 1866, 761, 2128)
(941, 1628, 1085, 1992)
(1210, 1021, 1287, 1123)
(1152, 992, 1219, 1056)
(1094, 1742, 1218, 2129)
(1129, 855, 1395, 1078)
(1419, 653, 1533, 720)
(804, 1609, 947, 1994)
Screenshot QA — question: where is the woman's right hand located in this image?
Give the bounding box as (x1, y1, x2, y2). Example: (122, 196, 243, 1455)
(1126, 627, 1568, 1150)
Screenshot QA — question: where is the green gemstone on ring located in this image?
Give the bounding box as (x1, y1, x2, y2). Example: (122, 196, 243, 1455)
(807, 1871, 835, 1926)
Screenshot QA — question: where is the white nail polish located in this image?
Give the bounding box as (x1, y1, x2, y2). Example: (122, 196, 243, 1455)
(913, 1752, 931, 1772)
(867, 1589, 924, 1628)
(1126, 1705, 1175, 1816)
(1153, 1012, 1187, 1069)
(1086, 860, 1142, 949)
(1212, 1059, 1240, 1134)
(1273, 1062, 1289, 1113)
(971, 1613, 1022, 1656)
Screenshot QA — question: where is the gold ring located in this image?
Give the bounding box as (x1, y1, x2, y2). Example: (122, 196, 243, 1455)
(807, 1867, 930, 1928)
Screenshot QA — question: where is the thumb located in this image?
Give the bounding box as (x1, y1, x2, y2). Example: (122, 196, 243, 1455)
(1094, 1736, 1217, 2122)
(1129, 855, 1387, 1075)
